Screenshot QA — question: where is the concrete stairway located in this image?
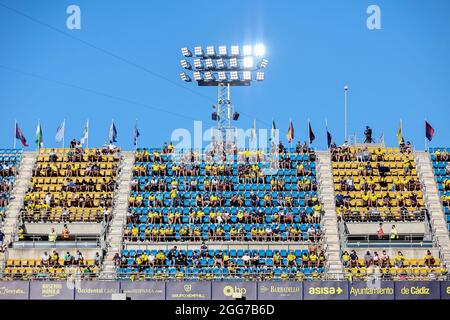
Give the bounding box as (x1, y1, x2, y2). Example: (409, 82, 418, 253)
(100, 151, 134, 278)
(315, 151, 343, 277)
(0, 152, 35, 266)
(415, 151, 450, 267)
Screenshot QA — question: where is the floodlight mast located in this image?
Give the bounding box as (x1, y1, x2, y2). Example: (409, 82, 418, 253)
(179, 44, 268, 143)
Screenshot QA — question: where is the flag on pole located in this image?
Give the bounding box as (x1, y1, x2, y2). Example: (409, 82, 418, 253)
(133, 120, 140, 146)
(286, 120, 294, 143)
(250, 119, 257, 141)
(397, 120, 403, 145)
(425, 121, 435, 141)
(270, 119, 277, 141)
(35, 122, 44, 149)
(326, 127, 332, 148)
(55, 120, 65, 143)
(15, 122, 28, 147)
(109, 120, 117, 143)
(308, 121, 315, 144)
(80, 120, 89, 145)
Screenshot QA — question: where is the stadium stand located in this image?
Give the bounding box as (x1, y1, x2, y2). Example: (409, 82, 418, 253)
(118, 144, 327, 279)
(429, 148, 450, 232)
(1, 144, 122, 280)
(0, 149, 21, 225)
(331, 145, 426, 222)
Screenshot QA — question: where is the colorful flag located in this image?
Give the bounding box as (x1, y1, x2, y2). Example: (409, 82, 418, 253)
(80, 120, 89, 145)
(35, 122, 44, 149)
(15, 122, 28, 147)
(425, 121, 435, 141)
(133, 120, 140, 146)
(109, 120, 117, 143)
(286, 120, 294, 143)
(55, 120, 65, 143)
(308, 121, 315, 144)
(397, 120, 403, 145)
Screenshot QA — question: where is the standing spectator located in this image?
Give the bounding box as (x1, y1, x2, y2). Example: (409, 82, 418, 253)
(390, 225, 399, 240)
(62, 224, 70, 240)
(377, 223, 384, 240)
(48, 228, 57, 243)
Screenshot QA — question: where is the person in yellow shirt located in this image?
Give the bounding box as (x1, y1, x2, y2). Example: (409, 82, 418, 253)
(273, 251, 282, 267)
(287, 251, 297, 267)
(309, 252, 318, 268)
(131, 225, 139, 241)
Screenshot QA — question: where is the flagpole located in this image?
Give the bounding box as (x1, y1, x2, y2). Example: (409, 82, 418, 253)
(13, 120, 17, 149)
(62, 119, 66, 149)
(307, 118, 310, 146)
(87, 119, 89, 148)
(344, 85, 348, 143)
(325, 119, 328, 149)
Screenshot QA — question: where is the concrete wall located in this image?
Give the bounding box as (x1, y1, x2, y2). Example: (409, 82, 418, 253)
(346, 222, 426, 235)
(24, 223, 103, 235)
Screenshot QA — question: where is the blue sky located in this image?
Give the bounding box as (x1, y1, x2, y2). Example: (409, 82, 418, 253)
(0, 0, 449, 150)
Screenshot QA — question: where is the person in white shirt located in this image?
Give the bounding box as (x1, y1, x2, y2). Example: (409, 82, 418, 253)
(242, 252, 251, 267)
(41, 252, 50, 266)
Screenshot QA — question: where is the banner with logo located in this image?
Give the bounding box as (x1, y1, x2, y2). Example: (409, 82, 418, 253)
(166, 281, 211, 300)
(348, 281, 395, 300)
(303, 281, 348, 300)
(29, 281, 74, 300)
(120, 281, 166, 300)
(212, 282, 257, 300)
(0, 281, 29, 300)
(440, 281, 450, 300)
(394, 281, 440, 300)
(258, 281, 302, 300)
(75, 281, 120, 300)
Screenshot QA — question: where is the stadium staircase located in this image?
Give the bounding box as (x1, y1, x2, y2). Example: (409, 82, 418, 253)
(316, 151, 343, 276)
(0, 152, 35, 266)
(415, 151, 450, 266)
(101, 151, 134, 278)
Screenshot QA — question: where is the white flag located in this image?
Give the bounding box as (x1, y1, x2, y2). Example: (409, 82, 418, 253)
(55, 120, 65, 143)
(80, 120, 89, 145)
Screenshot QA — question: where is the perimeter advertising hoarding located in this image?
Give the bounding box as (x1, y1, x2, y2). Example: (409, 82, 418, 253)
(394, 281, 440, 300)
(166, 281, 211, 300)
(212, 282, 257, 300)
(257, 281, 303, 300)
(0, 281, 29, 300)
(120, 281, 166, 300)
(348, 281, 395, 300)
(74, 281, 120, 300)
(440, 281, 450, 300)
(29, 281, 74, 300)
(303, 281, 349, 300)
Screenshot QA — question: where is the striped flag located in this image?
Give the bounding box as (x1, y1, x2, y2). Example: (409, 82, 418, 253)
(270, 119, 276, 141)
(425, 121, 435, 141)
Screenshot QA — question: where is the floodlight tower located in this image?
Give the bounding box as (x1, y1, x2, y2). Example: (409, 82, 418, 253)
(179, 44, 268, 142)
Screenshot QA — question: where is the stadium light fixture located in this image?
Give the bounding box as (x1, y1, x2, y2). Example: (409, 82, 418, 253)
(181, 47, 192, 57)
(254, 44, 265, 57)
(205, 58, 214, 69)
(255, 72, 264, 81)
(194, 46, 204, 57)
(243, 45, 252, 56)
(216, 58, 225, 69)
(180, 59, 191, 70)
(229, 58, 238, 68)
(243, 57, 254, 68)
(180, 72, 191, 82)
(194, 58, 203, 69)
(178, 43, 269, 142)
(204, 71, 214, 81)
(218, 45, 227, 56)
(193, 71, 202, 81)
(218, 71, 227, 81)
(206, 46, 215, 56)
(258, 58, 268, 69)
